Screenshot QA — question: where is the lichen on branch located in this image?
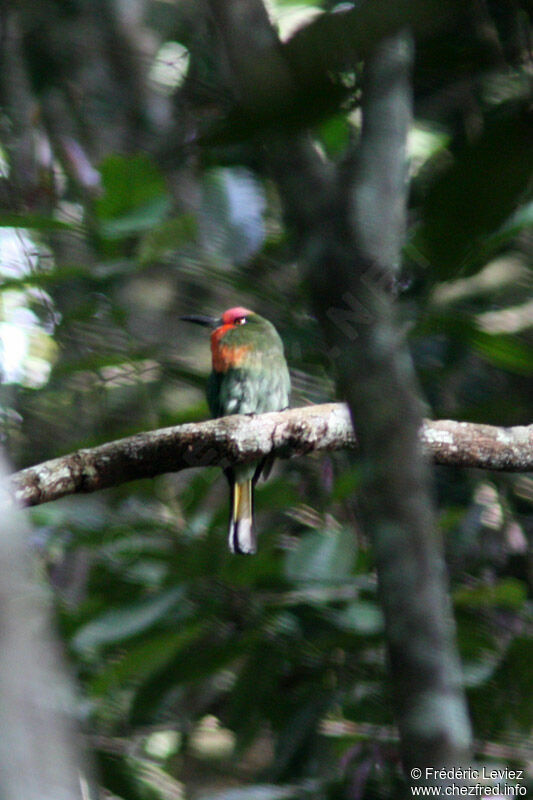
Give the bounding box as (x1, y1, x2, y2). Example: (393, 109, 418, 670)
(9, 404, 533, 508)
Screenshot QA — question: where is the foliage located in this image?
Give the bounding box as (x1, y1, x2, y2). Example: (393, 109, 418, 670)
(0, 0, 532, 798)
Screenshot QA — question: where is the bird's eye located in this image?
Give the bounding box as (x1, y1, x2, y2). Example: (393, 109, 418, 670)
(234, 317, 246, 326)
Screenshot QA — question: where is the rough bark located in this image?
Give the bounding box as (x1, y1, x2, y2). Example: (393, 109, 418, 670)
(10, 403, 533, 507)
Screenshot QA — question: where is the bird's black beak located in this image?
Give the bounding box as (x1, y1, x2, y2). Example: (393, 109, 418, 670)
(180, 314, 221, 329)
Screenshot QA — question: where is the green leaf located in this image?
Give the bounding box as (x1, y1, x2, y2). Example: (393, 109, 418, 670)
(91, 624, 205, 694)
(72, 587, 184, 652)
(469, 636, 533, 737)
(97, 153, 166, 217)
(273, 691, 330, 778)
(333, 600, 384, 635)
(137, 213, 197, 264)
(284, 527, 356, 583)
(99, 195, 171, 239)
(454, 578, 527, 610)
(331, 465, 362, 502)
(316, 114, 351, 158)
(470, 331, 533, 375)
(95, 153, 170, 239)
(0, 213, 76, 231)
(0, 264, 97, 292)
(462, 658, 499, 688)
(129, 631, 250, 724)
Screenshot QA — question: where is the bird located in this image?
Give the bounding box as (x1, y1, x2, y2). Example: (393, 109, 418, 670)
(181, 306, 291, 554)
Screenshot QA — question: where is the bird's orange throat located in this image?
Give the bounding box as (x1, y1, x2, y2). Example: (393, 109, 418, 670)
(211, 326, 252, 372)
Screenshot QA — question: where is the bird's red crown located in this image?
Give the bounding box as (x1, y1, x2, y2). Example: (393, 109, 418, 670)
(220, 307, 252, 327)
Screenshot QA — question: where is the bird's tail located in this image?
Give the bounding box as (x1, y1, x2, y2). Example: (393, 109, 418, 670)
(229, 479, 256, 555)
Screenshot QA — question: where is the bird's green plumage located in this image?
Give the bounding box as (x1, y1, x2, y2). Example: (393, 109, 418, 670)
(207, 313, 290, 420)
(183, 309, 290, 554)
(208, 312, 290, 553)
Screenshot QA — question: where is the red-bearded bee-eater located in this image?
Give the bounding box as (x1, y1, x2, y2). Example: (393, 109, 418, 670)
(181, 307, 291, 554)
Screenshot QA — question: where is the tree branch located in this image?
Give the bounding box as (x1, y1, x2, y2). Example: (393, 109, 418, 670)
(9, 404, 533, 508)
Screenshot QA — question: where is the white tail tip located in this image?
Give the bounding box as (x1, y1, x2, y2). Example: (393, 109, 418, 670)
(229, 516, 256, 555)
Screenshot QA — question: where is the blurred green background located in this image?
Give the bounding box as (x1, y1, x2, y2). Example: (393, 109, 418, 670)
(0, 0, 532, 797)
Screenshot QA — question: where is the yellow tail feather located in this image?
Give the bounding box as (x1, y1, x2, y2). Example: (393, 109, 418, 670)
(230, 480, 256, 554)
